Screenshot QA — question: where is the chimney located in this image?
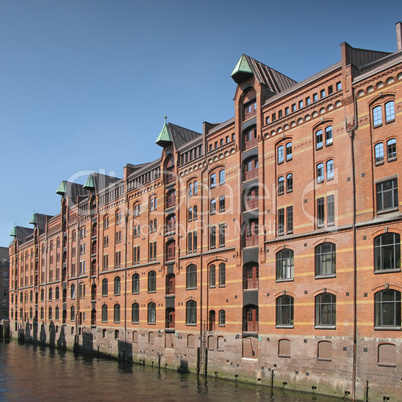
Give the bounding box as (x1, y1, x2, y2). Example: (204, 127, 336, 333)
(396, 21, 402, 51)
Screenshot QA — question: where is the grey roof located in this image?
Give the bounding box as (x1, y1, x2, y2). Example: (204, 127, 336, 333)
(344, 45, 391, 70)
(91, 173, 122, 192)
(233, 54, 297, 93)
(13, 226, 34, 244)
(0, 247, 9, 266)
(168, 123, 202, 150)
(34, 213, 52, 235)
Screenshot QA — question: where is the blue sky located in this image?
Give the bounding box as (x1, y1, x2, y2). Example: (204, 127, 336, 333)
(1, 0, 401, 247)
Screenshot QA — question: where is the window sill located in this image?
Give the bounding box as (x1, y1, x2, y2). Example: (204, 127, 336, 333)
(374, 326, 401, 331)
(326, 141, 333, 147)
(276, 325, 294, 329)
(388, 157, 397, 162)
(186, 287, 197, 290)
(318, 358, 332, 362)
(376, 207, 399, 215)
(186, 323, 197, 326)
(276, 278, 294, 283)
(315, 274, 336, 279)
(147, 322, 156, 325)
(378, 363, 396, 367)
(375, 160, 384, 166)
(374, 268, 401, 274)
(278, 354, 290, 358)
(314, 325, 336, 330)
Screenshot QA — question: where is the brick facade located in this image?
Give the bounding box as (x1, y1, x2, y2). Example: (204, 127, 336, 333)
(8, 24, 402, 400)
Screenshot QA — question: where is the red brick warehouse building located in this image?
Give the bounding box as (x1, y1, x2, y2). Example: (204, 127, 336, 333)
(8, 22, 402, 400)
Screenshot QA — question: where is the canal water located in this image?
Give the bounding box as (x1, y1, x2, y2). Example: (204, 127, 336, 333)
(0, 341, 340, 401)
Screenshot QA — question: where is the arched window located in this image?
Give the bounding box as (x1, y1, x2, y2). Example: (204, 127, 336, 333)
(186, 300, 197, 325)
(132, 303, 139, 323)
(148, 270, 156, 292)
(209, 264, 216, 287)
(48, 287, 52, 301)
(385, 100, 395, 122)
(315, 293, 336, 327)
(132, 273, 140, 294)
(219, 309, 226, 326)
(114, 304, 120, 323)
(102, 278, 108, 296)
(48, 307, 52, 321)
(375, 290, 401, 328)
(102, 304, 108, 322)
(276, 249, 294, 280)
(374, 233, 400, 271)
(114, 276, 121, 295)
(148, 302, 156, 323)
(278, 176, 284, 195)
(219, 263, 226, 287)
(55, 287, 59, 300)
(55, 306, 59, 321)
(326, 159, 334, 180)
(286, 173, 293, 192)
(70, 284, 76, 299)
(186, 264, 197, 289)
(373, 105, 382, 126)
(375, 143, 384, 164)
(70, 306, 75, 322)
(315, 243, 336, 276)
(387, 138, 397, 160)
(276, 295, 294, 326)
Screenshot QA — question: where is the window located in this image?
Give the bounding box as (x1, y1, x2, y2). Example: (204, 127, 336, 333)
(148, 302, 156, 324)
(132, 303, 139, 323)
(315, 293, 336, 327)
(48, 287, 52, 301)
(132, 273, 140, 293)
(276, 295, 294, 326)
(70, 306, 75, 322)
(306, 96, 311, 105)
(285, 174, 293, 193)
(278, 209, 285, 235)
(387, 139, 397, 160)
(210, 199, 216, 214)
(286, 142, 292, 160)
(219, 196, 225, 212)
(315, 242, 336, 276)
(219, 263, 226, 286)
(320, 89, 325, 99)
(276, 249, 294, 280)
(385, 101, 395, 122)
(210, 226, 216, 249)
(186, 300, 197, 325)
(285, 107, 289, 115)
(209, 264, 216, 287)
(316, 129, 323, 149)
(374, 290, 401, 328)
(55, 287, 59, 300)
(336, 81, 341, 91)
(298, 100, 303, 109)
(373, 105, 382, 126)
(376, 179, 398, 211)
(325, 126, 333, 145)
(115, 251, 121, 268)
(219, 224, 225, 247)
(102, 278, 108, 296)
(326, 160, 334, 180)
(113, 277, 120, 295)
(103, 216, 109, 230)
(71, 284, 76, 299)
(114, 304, 120, 323)
(193, 205, 198, 220)
(287, 206, 293, 233)
(133, 246, 140, 264)
(186, 264, 197, 289)
(317, 198, 325, 227)
(243, 263, 259, 290)
(210, 173, 216, 188)
(317, 163, 324, 182)
(188, 207, 193, 221)
(149, 241, 157, 261)
(219, 169, 225, 185)
(374, 233, 400, 272)
(327, 195, 335, 225)
(313, 93, 318, 102)
(278, 176, 284, 195)
(277, 145, 284, 163)
(148, 271, 156, 292)
(243, 305, 258, 332)
(291, 103, 296, 112)
(219, 310, 225, 326)
(375, 143, 384, 164)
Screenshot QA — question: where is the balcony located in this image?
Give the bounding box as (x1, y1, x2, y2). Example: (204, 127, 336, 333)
(243, 320, 258, 332)
(245, 236, 258, 247)
(244, 197, 258, 211)
(166, 192, 176, 209)
(243, 169, 258, 182)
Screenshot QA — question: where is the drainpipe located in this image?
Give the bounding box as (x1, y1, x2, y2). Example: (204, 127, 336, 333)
(346, 89, 358, 401)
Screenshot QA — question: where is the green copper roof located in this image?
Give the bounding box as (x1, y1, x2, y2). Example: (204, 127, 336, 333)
(83, 173, 95, 190)
(29, 212, 37, 225)
(231, 54, 253, 82)
(10, 226, 16, 237)
(56, 180, 67, 195)
(155, 116, 173, 148)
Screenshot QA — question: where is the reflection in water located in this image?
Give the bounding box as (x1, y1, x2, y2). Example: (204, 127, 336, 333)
(0, 341, 340, 401)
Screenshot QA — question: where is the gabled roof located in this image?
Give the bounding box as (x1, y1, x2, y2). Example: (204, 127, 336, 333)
(84, 173, 121, 192)
(231, 54, 297, 93)
(29, 213, 52, 235)
(10, 226, 34, 243)
(156, 116, 202, 149)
